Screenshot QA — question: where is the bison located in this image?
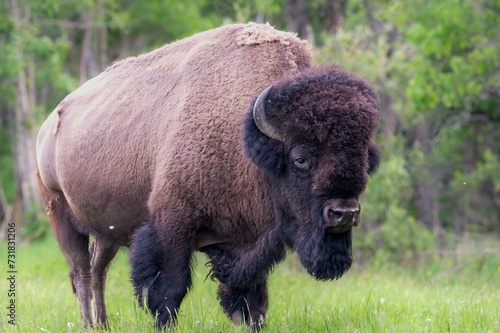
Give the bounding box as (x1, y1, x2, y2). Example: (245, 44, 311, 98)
(36, 23, 380, 330)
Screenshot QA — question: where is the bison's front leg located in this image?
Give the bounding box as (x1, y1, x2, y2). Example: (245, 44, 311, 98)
(205, 227, 286, 288)
(203, 237, 282, 331)
(130, 222, 194, 329)
(218, 278, 268, 331)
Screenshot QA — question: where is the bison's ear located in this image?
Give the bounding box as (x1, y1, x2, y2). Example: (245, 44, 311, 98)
(368, 143, 381, 175)
(243, 112, 286, 177)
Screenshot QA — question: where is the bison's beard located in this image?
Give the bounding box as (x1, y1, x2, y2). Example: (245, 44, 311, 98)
(291, 224, 353, 280)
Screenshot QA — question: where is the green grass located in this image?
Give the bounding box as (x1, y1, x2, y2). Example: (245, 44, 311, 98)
(1, 235, 499, 332)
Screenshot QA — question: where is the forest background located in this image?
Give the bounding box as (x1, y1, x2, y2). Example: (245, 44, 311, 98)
(0, 0, 499, 265)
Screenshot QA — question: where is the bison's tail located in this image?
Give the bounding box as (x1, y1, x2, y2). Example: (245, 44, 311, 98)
(36, 170, 77, 249)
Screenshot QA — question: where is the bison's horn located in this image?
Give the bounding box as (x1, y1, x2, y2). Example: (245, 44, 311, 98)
(253, 85, 285, 141)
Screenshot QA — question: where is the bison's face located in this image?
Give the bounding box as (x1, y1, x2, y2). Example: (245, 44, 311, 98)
(244, 69, 380, 280)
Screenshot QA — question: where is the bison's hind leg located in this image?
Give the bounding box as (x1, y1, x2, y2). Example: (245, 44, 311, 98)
(89, 237, 120, 326)
(37, 172, 94, 326)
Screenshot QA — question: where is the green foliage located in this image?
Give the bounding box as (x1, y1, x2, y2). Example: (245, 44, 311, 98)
(313, 22, 410, 122)
(0, 0, 77, 114)
(221, 0, 284, 23)
(0, 132, 15, 203)
(19, 205, 50, 242)
(401, 0, 500, 117)
(0, 7, 18, 102)
(123, 0, 221, 48)
(449, 146, 500, 232)
(355, 140, 435, 264)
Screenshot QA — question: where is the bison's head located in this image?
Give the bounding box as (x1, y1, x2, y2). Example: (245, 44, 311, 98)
(243, 68, 380, 280)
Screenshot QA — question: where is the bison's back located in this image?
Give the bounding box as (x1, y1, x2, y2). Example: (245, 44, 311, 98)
(36, 23, 312, 242)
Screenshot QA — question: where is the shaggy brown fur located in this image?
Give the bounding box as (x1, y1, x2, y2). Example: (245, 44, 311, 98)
(36, 23, 379, 330)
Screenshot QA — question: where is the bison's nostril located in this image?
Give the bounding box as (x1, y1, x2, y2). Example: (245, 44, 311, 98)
(323, 199, 361, 231)
(328, 209, 344, 223)
(326, 208, 360, 227)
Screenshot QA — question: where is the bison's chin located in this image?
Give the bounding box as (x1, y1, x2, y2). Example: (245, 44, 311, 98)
(294, 228, 353, 281)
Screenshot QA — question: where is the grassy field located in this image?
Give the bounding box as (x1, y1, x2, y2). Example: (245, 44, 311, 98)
(1, 235, 499, 332)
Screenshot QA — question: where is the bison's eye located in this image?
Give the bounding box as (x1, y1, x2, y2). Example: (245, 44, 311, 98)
(294, 157, 310, 170)
(290, 146, 313, 171)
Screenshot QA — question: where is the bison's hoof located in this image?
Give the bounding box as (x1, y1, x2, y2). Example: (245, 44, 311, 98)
(231, 311, 266, 331)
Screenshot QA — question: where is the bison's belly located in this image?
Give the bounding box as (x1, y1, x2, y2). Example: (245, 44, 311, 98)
(56, 147, 151, 245)
(64, 189, 149, 245)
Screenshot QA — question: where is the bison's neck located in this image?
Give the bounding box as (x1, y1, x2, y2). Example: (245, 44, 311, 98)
(206, 157, 276, 241)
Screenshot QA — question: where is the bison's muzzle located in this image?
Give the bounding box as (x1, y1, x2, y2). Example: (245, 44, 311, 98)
(322, 198, 360, 234)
